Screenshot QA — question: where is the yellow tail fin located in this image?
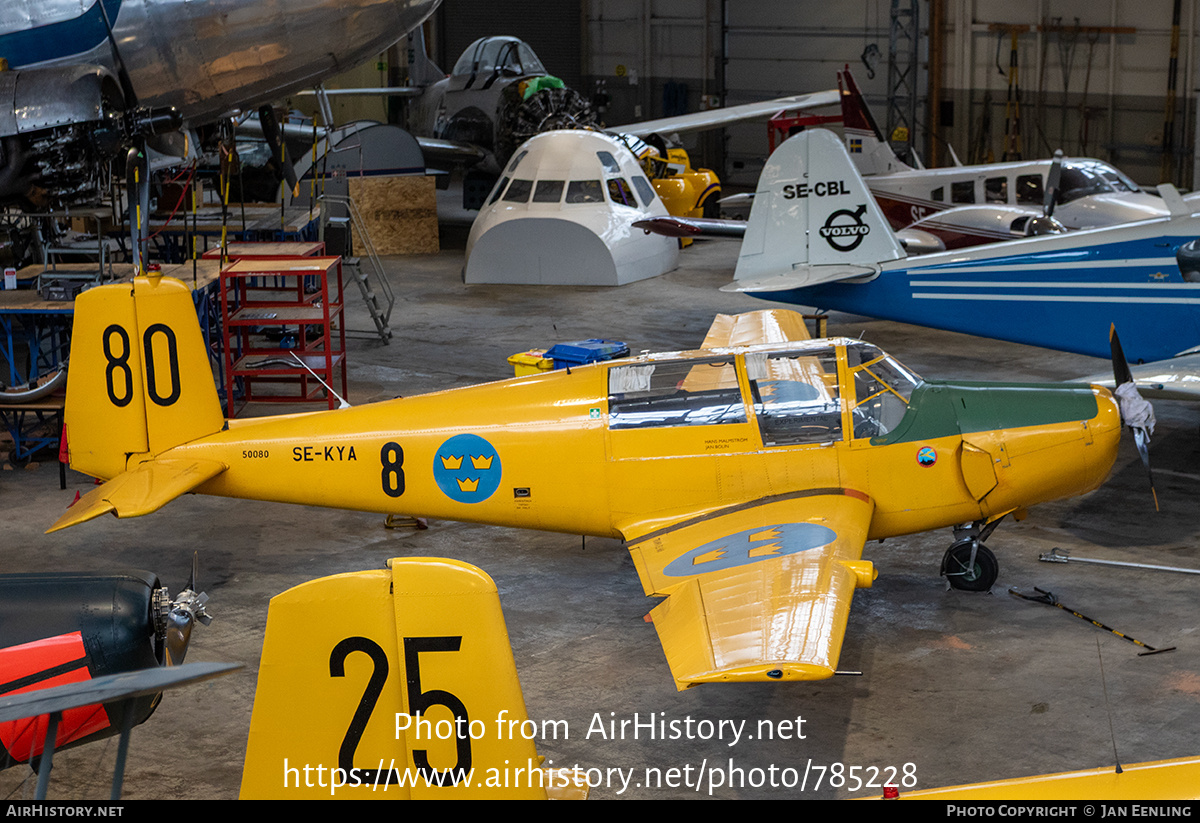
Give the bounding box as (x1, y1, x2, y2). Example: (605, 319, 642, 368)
(65, 274, 224, 480)
(49, 275, 228, 532)
(240, 558, 588, 799)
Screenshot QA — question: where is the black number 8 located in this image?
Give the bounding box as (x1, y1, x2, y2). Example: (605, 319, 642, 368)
(381, 442, 405, 498)
(103, 324, 133, 407)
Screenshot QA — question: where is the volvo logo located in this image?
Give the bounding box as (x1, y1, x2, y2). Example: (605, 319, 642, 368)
(819, 204, 871, 252)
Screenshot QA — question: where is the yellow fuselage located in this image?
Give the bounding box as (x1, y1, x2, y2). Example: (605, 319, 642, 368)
(162, 348, 1121, 544)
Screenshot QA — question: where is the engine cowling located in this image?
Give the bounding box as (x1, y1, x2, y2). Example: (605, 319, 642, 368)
(0, 65, 180, 208)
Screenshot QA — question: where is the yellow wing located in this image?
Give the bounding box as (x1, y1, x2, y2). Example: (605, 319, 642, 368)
(625, 491, 876, 690)
(700, 309, 813, 349)
(678, 309, 816, 393)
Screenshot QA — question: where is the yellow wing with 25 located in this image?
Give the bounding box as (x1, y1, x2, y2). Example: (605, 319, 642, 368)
(240, 558, 586, 799)
(625, 491, 877, 691)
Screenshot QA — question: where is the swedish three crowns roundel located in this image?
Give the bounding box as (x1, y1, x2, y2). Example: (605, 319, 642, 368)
(434, 433, 502, 503)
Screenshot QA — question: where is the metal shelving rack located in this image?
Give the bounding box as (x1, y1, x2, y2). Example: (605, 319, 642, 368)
(219, 256, 347, 416)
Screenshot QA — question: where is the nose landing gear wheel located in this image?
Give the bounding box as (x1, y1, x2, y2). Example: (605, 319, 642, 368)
(942, 539, 998, 592)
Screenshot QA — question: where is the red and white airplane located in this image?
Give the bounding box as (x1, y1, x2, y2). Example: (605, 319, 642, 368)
(837, 67, 1176, 249)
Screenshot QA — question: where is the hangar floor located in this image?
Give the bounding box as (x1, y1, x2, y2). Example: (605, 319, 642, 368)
(2, 237, 1198, 800)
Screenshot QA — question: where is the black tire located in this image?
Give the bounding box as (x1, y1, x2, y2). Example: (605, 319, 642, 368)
(943, 540, 998, 592)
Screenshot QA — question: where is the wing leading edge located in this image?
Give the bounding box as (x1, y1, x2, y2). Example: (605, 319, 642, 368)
(624, 490, 876, 690)
(613, 90, 839, 137)
(1079, 350, 1200, 401)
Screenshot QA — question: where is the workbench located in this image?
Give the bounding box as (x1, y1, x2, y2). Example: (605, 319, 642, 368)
(149, 204, 322, 263)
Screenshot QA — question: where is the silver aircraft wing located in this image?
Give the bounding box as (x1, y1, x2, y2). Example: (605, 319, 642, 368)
(612, 90, 838, 137)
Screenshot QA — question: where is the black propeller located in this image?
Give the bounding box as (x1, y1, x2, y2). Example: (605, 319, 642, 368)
(1110, 324, 1159, 511)
(1022, 149, 1066, 236)
(257, 105, 300, 198)
(1043, 149, 1063, 219)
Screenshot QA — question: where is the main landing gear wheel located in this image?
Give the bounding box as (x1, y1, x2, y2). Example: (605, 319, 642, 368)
(941, 539, 998, 592)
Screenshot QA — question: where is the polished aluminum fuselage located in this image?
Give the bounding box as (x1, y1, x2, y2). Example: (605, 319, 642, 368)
(1, 0, 440, 123)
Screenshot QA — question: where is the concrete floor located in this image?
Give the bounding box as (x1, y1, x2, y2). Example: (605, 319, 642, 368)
(2, 237, 1198, 799)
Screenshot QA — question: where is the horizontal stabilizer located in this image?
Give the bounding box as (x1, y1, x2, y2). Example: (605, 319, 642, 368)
(1157, 183, 1192, 217)
(632, 216, 746, 239)
(47, 459, 227, 533)
(888, 756, 1200, 800)
(721, 264, 879, 293)
(623, 491, 876, 691)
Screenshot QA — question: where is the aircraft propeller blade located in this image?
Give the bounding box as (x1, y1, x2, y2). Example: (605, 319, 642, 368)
(164, 553, 212, 666)
(1043, 149, 1063, 219)
(1110, 324, 1159, 511)
(257, 105, 300, 198)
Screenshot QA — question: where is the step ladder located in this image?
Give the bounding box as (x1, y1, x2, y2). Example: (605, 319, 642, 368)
(318, 194, 394, 343)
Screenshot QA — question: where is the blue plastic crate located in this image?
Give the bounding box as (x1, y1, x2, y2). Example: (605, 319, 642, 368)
(544, 339, 629, 368)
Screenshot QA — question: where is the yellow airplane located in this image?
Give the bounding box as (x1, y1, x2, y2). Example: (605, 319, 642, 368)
(51, 272, 1124, 690)
(241, 556, 588, 799)
(869, 756, 1200, 800)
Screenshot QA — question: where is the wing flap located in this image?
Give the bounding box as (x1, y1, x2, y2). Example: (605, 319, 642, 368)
(47, 458, 227, 533)
(650, 558, 863, 687)
(625, 491, 876, 690)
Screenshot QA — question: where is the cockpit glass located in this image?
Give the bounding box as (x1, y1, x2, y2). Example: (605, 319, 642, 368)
(487, 176, 509, 205)
(516, 43, 546, 74)
(1058, 161, 1139, 203)
(452, 38, 545, 77)
(597, 151, 622, 174)
(503, 179, 533, 203)
(632, 176, 656, 206)
(608, 358, 745, 429)
(607, 178, 636, 207)
(846, 344, 921, 438)
(746, 348, 842, 446)
(566, 180, 603, 203)
(533, 180, 564, 203)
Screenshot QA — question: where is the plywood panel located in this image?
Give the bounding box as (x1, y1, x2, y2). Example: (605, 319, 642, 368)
(348, 176, 439, 255)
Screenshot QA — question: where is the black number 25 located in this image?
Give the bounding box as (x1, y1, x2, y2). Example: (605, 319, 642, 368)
(329, 634, 471, 786)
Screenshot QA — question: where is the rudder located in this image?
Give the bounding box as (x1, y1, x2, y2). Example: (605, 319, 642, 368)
(838, 66, 912, 176)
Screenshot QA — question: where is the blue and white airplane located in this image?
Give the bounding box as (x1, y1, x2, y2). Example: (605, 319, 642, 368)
(722, 129, 1200, 395)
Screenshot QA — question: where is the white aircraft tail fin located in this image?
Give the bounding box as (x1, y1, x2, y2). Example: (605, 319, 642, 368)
(731, 129, 905, 291)
(406, 27, 443, 87)
(837, 67, 912, 176)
